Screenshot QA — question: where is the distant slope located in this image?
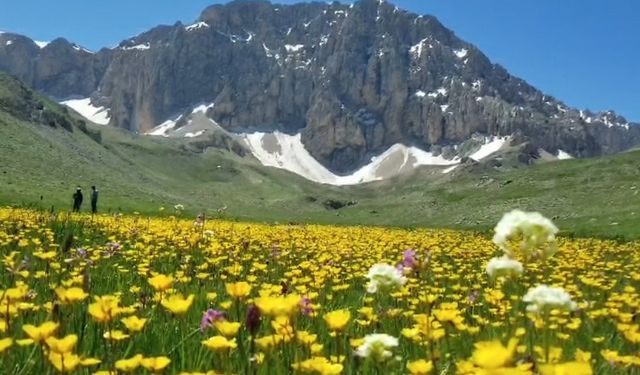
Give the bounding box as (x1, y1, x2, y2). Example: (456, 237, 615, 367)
(1, 72, 639, 239)
(0, 72, 344, 220)
(336, 149, 640, 239)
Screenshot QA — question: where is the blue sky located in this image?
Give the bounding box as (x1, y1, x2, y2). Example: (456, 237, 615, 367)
(1, 0, 638, 121)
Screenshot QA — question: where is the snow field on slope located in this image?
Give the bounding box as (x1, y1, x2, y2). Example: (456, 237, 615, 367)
(60, 98, 110, 125)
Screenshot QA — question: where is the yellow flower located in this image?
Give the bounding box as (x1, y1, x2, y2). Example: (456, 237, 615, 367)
(297, 331, 318, 345)
(225, 282, 252, 299)
(272, 316, 295, 340)
(534, 346, 563, 363)
(255, 294, 300, 317)
(324, 309, 351, 332)
(80, 357, 101, 366)
(575, 349, 592, 363)
(206, 292, 218, 301)
(55, 287, 88, 305)
(48, 352, 81, 373)
(22, 321, 59, 343)
(0, 338, 13, 353)
(407, 359, 434, 374)
(202, 336, 237, 351)
(255, 335, 282, 350)
(141, 356, 172, 372)
(161, 294, 195, 315)
(471, 338, 518, 369)
(116, 354, 144, 372)
(103, 330, 130, 341)
(539, 362, 592, 375)
(148, 274, 174, 292)
(45, 334, 77, 354)
(121, 316, 147, 332)
(88, 295, 122, 323)
(213, 321, 241, 338)
(292, 356, 343, 375)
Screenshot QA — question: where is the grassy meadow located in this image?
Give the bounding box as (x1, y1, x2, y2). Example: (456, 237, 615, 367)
(0, 208, 639, 374)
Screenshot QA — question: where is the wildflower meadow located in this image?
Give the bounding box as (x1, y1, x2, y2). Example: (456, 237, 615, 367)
(0, 207, 639, 374)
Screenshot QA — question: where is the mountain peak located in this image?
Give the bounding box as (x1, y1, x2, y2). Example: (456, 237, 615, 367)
(0, 0, 638, 174)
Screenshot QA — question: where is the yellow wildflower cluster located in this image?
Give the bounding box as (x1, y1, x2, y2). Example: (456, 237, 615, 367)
(0, 207, 638, 374)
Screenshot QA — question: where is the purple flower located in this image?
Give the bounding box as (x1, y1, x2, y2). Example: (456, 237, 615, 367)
(245, 304, 261, 336)
(468, 290, 480, 304)
(200, 309, 226, 331)
(397, 249, 418, 271)
(299, 297, 313, 316)
(103, 242, 121, 257)
(76, 248, 87, 258)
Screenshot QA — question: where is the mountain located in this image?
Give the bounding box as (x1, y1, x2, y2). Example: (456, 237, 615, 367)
(0, 0, 639, 176)
(1, 71, 640, 239)
(0, 71, 336, 218)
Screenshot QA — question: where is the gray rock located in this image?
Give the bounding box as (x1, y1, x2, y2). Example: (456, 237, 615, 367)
(0, 0, 638, 173)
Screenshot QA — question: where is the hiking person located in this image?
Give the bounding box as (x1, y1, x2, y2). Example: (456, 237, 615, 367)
(72, 187, 83, 212)
(91, 186, 99, 214)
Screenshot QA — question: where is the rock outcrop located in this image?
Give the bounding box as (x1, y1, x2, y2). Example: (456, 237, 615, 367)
(0, 0, 638, 173)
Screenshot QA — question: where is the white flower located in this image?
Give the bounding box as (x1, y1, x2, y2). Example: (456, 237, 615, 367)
(174, 204, 185, 211)
(486, 255, 523, 279)
(354, 333, 399, 361)
(365, 264, 407, 294)
(493, 210, 558, 259)
(522, 284, 577, 314)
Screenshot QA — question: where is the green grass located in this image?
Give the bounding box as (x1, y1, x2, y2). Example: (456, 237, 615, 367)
(1, 72, 639, 240)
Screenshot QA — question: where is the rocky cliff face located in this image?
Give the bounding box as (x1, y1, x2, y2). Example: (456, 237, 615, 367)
(1, 0, 639, 173)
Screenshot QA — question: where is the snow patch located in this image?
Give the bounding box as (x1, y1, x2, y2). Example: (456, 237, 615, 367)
(34, 40, 49, 48)
(557, 150, 573, 160)
(427, 87, 448, 98)
(122, 43, 150, 51)
(147, 117, 180, 137)
(454, 48, 468, 59)
(72, 44, 93, 53)
(184, 130, 206, 138)
(409, 37, 429, 58)
(185, 22, 209, 32)
(319, 34, 330, 47)
(60, 98, 110, 125)
(263, 43, 281, 61)
(5, 40, 13, 46)
(415, 90, 426, 98)
(192, 102, 215, 114)
(285, 44, 304, 53)
(240, 132, 459, 186)
(469, 137, 508, 161)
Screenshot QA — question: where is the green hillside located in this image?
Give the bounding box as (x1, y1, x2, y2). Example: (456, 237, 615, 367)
(1, 72, 639, 239)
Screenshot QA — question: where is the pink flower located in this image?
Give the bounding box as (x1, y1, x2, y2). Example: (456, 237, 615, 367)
(200, 309, 226, 331)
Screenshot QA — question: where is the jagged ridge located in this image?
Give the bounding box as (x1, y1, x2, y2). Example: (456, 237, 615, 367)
(0, 0, 638, 173)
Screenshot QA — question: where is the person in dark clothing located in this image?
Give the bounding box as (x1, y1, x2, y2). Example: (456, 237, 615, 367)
(91, 186, 99, 214)
(72, 188, 83, 212)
